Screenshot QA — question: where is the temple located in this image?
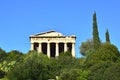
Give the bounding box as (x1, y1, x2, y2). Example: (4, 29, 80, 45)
(29, 30, 76, 58)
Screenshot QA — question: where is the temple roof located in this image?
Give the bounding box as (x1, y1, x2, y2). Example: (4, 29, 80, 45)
(30, 30, 76, 38)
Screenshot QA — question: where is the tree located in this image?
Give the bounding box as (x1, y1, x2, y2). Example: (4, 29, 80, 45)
(59, 68, 89, 80)
(7, 51, 53, 80)
(93, 12, 101, 50)
(0, 70, 5, 78)
(80, 39, 94, 56)
(0, 48, 6, 62)
(104, 62, 120, 80)
(106, 29, 110, 43)
(5, 50, 23, 62)
(95, 43, 119, 62)
(84, 43, 120, 68)
(84, 43, 120, 80)
(88, 61, 112, 80)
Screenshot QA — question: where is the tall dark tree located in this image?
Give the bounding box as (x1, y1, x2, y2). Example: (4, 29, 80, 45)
(106, 29, 110, 43)
(92, 12, 101, 50)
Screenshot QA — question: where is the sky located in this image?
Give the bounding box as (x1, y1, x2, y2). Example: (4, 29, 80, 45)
(0, 0, 120, 57)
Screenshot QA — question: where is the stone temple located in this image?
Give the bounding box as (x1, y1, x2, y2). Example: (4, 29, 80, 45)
(29, 30, 76, 58)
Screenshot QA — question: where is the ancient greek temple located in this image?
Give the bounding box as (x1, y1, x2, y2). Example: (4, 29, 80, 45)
(29, 30, 76, 58)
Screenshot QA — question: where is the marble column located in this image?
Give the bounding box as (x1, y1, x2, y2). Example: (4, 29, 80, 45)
(38, 43, 42, 53)
(72, 43, 75, 57)
(47, 42, 50, 58)
(55, 42, 59, 57)
(31, 43, 34, 51)
(64, 43, 67, 52)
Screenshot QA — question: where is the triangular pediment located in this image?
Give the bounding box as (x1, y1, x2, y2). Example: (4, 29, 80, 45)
(31, 30, 63, 37)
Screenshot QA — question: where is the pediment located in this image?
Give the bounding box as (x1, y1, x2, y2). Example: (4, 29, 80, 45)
(31, 30, 63, 37)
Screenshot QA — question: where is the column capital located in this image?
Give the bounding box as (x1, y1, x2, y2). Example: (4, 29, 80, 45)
(30, 42, 34, 44)
(47, 41, 50, 44)
(64, 42, 67, 44)
(72, 42, 75, 44)
(56, 42, 59, 44)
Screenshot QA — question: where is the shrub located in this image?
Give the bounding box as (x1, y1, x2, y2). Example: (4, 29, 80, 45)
(84, 43, 120, 68)
(94, 43, 120, 62)
(7, 52, 52, 80)
(60, 68, 89, 80)
(0, 70, 6, 78)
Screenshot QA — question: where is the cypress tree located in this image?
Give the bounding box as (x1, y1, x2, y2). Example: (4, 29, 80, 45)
(106, 29, 110, 43)
(92, 12, 101, 50)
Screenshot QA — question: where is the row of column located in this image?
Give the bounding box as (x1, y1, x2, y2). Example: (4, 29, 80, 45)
(31, 42, 75, 58)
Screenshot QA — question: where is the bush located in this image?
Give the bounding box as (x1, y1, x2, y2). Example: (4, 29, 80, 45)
(59, 51, 72, 56)
(84, 43, 120, 68)
(0, 70, 6, 78)
(0, 61, 16, 73)
(5, 50, 23, 62)
(60, 68, 89, 80)
(7, 52, 53, 80)
(0, 48, 6, 62)
(104, 62, 120, 80)
(94, 43, 120, 62)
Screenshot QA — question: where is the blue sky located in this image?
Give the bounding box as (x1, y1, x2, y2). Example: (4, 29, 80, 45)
(0, 0, 120, 57)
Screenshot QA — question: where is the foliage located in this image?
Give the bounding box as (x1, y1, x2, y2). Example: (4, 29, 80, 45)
(5, 50, 23, 62)
(80, 39, 93, 56)
(7, 51, 53, 80)
(59, 68, 89, 80)
(49, 55, 82, 77)
(0, 48, 6, 62)
(94, 43, 120, 62)
(106, 29, 110, 43)
(57, 56, 79, 69)
(84, 43, 120, 80)
(78, 70, 90, 80)
(0, 61, 16, 73)
(84, 43, 120, 68)
(0, 50, 24, 79)
(0, 76, 8, 80)
(88, 61, 112, 80)
(59, 51, 72, 56)
(87, 62, 120, 80)
(0, 60, 16, 79)
(92, 12, 101, 50)
(6, 50, 85, 80)
(104, 62, 120, 80)
(0, 43, 118, 80)
(0, 70, 5, 79)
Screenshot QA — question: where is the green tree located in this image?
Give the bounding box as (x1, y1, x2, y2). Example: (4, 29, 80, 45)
(59, 51, 72, 56)
(7, 51, 53, 80)
(106, 29, 110, 43)
(104, 62, 120, 80)
(0, 70, 5, 78)
(0, 61, 16, 73)
(84, 43, 120, 80)
(93, 12, 101, 50)
(60, 69, 89, 80)
(84, 43, 120, 68)
(0, 48, 6, 62)
(88, 61, 112, 80)
(80, 39, 94, 56)
(5, 50, 23, 62)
